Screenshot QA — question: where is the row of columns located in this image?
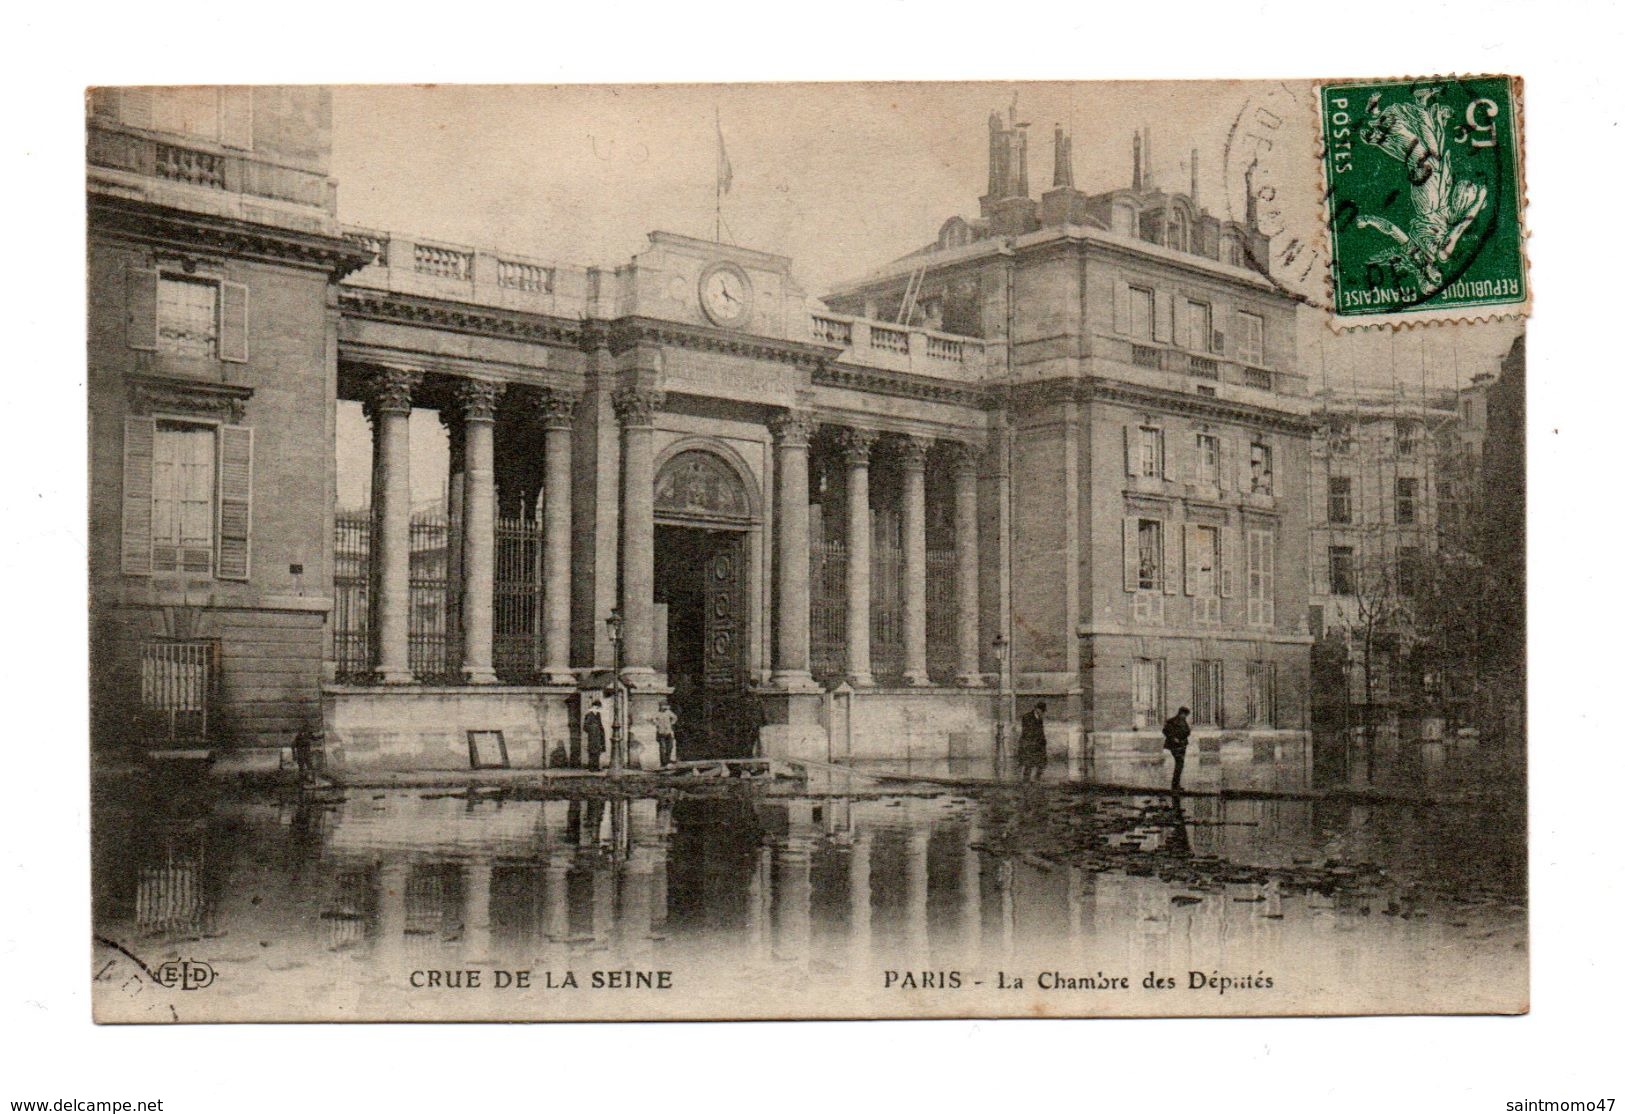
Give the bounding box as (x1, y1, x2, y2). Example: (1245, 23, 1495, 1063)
(365, 368, 575, 685)
(832, 430, 983, 687)
(364, 369, 984, 688)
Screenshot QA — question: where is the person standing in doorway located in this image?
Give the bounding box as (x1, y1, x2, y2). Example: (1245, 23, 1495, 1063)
(1163, 706, 1192, 792)
(652, 700, 679, 768)
(1018, 702, 1049, 781)
(583, 695, 608, 771)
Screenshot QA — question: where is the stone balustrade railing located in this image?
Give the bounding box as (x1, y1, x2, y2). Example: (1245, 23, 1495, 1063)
(1097, 334, 1306, 397)
(88, 121, 337, 213)
(807, 312, 996, 382)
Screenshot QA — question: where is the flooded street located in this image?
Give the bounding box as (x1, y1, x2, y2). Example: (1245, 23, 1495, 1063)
(91, 742, 1524, 1021)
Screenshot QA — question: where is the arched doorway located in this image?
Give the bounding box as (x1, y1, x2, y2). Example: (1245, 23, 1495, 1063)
(653, 447, 758, 759)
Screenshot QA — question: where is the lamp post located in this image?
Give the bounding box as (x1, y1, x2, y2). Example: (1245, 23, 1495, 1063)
(605, 608, 624, 776)
(992, 634, 1009, 779)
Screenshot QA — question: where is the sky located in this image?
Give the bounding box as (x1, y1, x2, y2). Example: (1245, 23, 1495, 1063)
(328, 82, 1522, 506)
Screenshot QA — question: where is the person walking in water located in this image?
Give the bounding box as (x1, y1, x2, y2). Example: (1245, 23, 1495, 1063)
(1163, 706, 1192, 791)
(652, 700, 679, 768)
(1018, 701, 1049, 781)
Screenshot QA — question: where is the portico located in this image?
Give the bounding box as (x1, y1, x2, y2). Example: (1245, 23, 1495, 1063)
(322, 231, 1002, 771)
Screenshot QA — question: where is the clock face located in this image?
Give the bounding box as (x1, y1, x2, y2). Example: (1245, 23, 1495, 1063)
(699, 262, 752, 327)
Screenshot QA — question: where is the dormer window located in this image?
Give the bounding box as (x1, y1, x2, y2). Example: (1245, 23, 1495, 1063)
(1167, 209, 1187, 252)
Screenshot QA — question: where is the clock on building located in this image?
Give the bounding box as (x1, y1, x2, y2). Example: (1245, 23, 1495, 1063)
(698, 260, 752, 328)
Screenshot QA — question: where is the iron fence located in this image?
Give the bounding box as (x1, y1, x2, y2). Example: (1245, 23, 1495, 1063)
(495, 516, 544, 682)
(811, 537, 847, 680)
(333, 511, 373, 682)
(409, 514, 455, 681)
(925, 549, 957, 681)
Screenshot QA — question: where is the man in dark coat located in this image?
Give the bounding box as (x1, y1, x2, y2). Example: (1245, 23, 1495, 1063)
(1163, 706, 1192, 791)
(583, 695, 608, 771)
(1018, 702, 1049, 781)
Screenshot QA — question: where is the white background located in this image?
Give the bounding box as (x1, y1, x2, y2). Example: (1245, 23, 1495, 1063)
(4, 2, 1620, 1110)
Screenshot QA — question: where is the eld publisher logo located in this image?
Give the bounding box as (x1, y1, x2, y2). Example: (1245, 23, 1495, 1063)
(154, 960, 215, 991)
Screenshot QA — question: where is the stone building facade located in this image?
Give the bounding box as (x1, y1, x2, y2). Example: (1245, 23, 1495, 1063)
(88, 87, 371, 753)
(824, 109, 1315, 767)
(89, 90, 1314, 773)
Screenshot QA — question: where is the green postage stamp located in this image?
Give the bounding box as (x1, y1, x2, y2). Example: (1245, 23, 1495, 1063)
(1320, 75, 1528, 327)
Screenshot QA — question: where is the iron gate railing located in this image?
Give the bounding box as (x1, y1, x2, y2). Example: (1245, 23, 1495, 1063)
(494, 516, 544, 682)
(138, 638, 219, 743)
(333, 511, 373, 682)
(925, 549, 957, 682)
(811, 537, 846, 680)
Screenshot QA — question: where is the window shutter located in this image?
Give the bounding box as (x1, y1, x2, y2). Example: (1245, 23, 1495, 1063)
(1175, 300, 1189, 349)
(220, 88, 253, 149)
(1220, 436, 1238, 492)
(126, 265, 159, 351)
(1183, 523, 1199, 596)
(121, 417, 156, 576)
(1122, 517, 1139, 593)
(1162, 518, 1178, 596)
(1113, 280, 1131, 334)
(1164, 428, 1180, 483)
(1153, 289, 1172, 343)
(1313, 544, 1330, 597)
(1123, 425, 1138, 477)
(1221, 527, 1238, 598)
(219, 280, 249, 363)
(1260, 531, 1276, 627)
(120, 88, 153, 130)
(1266, 437, 1281, 497)
(217, 425, 253, 580)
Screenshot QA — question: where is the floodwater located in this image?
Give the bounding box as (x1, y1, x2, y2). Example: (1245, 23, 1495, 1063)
(91, 744, 1525, 1021)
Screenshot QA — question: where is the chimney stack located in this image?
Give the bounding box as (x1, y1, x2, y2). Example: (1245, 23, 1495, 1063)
(1190, 147, 1199, 206)
(1053, 124, 1074, 189)
(1132, 130, 1143, 191)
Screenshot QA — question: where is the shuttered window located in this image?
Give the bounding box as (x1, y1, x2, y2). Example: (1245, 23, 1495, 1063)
(1249, 440, 1274, 495)
(1237, 311, 1265, 364)
(1247, 528, 1276, 628)
(1247, 662, 1278, 727)
(1194, 433, 1220, 486)
(122, 419, 252, 580)
(1129, 286, 1153, 339)
(129, 269, 248, 363)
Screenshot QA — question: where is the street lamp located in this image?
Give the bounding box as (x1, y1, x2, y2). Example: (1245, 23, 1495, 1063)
(605, 608, 624, 775)
(992, 634, 1009, 779)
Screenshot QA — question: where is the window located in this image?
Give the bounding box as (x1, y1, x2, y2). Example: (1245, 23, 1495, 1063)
(1132, 658, 1165, 730)
(158, 276, 219, 359)
(1139, 426, 1164, 478)
(1246, 662, 1277, 727)
(1192, 660, 1223, 727)
(1329, 545, 1355, 595)
(1246, 529, 1276, 628)
(1236, 311, 1264, 364)
(1329, 418, 1353, 454)
(1226, 239, 1244, 267)
(1396, 420, 1417, 456)
(1136, 519, 1163, 591)
(1328, 475, 1353, 524)
(1188, 524, 1219, 598)
(152, 423, 215, 573)
(1128, 285, 1153, 339)
(1249, 440, 1274, 495)
(1395, 477, 1418, 525)
(1396, 546, 1422, 597)
(1184, 299, 1212, 351)
(128, 267, 248, 363)
(1167, 210, 1187, 251)
(1194, 433, 1221, 486)
(123, 417, 253, 580)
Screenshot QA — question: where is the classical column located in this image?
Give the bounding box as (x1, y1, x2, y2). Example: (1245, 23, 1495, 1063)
(539, 392, 578, 684)
(613, 387, 663, 682)
(770, 410, 817, 688)
(376, 860, 408, 963)
(949, 443, 984, 686)
(961, 823, 983, 961)
(542, 853, 572, 942)
(457, 379, 504, 684)
(903, 827, 931, 955)
(366, 368, 420, 684)
(898, 435, 932, 686)
(839, 429, 877, 687)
